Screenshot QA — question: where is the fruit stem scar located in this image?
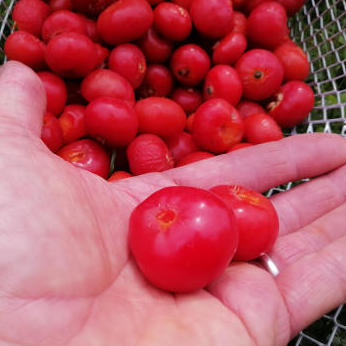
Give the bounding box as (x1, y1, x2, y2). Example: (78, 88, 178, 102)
(156, 209, 177, 231)
(254, 71, 263, 79)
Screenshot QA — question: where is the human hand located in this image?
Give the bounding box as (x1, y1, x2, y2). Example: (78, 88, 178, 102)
(0, 61, 345, 346)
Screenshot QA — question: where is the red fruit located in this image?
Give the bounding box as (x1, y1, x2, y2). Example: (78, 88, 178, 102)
(244, 0, 267, 14)
(83, 17, 101, 43)
(12, 0, 51, 37)
(45, 32, 98, 78)
(154, 2, 192, 42)
(190, 0, 234, 39)
(228, 142, 253, 152)
(274, 41, 310, 81)
(192, 98, 244, 153)
(171, 87, 202, 114)
(135, 97, 186, 138)
(81, 69, 135, 105)
(85, 97, 138, 147)
(108, 171, 132, 182)
(267, 81, 314, 128)
(176, 151, 214, 166)
(37, 71, 67, 116)
(165, 132, 198, 164)
(236, 100, 265, 119)
(171, 0, 193, 10)
(247, 2, 288, 50)
(108, 44, 146, 89)
(137, 27, 173, 64)
(41, 10, 87, 43)
(203, 65, 243, 106)
(210, 184, 278, 261)
(243, 113, 283, 144)
(57, 139, 110, 178)
(4, 31, 46, 70)
(231, 11, 247, 35)
(137, 64, 173, 98)
(235, 49, 284, 101)
(129, 186, 238, 293)
(276, 0, 306, 16)
(97, 0, 153, 46)
(127, 134, 174, 175)
(170, 44, 211, 86)
(70, 0, 115, 15)
(49, 0, 72, 11)
(212, 32, 247, 66)
(41, 111, 64, 152)
(58, 104, 87, 144)
(95, 44, 110, 68)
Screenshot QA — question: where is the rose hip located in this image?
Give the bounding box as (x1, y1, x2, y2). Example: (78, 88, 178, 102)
(41, 111, 64, 152)
(236, 100, 265, 119)
(210, 184, 278, 261)
(247, 2, 288, 50)
(57, 138, 110, 178)
(95, 44, 110, 68)
(165, 132, 198, 164)
(108, 171, 133, 182)
(12, 0, 51, 37)
(85, 97, 138, 147)
(127, 134, 174, 175)
(41, 10, 87, 43)
(170, 44, 210, 86)
(274, 41, 310, 81)
(37, 71, 67, 116)
(243, 113, 284, 144)
(58, 104, 87, 144)
(267, 81, 314, 128)
(81, 69, 135, 105)
(137, 64, 173, 98)
(45, 32, 98, 78)
(176, 151, 214, 167)
(129, 186, 238, 293)
(212, 33, 247, 66)
(108, 44, 146, 89)
(203, 65, 243, 106)
(4, 31, 46, 70)
(135, 97, 186, 138)
(154, 2, 192, 42)
(192, 98, 244, 153)
(137, 27, 173, 64)
(171, 87, 202, 114)
(190, 0, 234, 39)
(97, 0, 153, 46)
(235, 49, 284, 101)
(231, 11, 247, 35)
(49, 0, 72, 11)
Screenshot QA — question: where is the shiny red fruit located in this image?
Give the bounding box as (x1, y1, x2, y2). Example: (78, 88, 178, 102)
(165, 131, 198, 164)
(85, 97, 138, 148)
(127, 134, 174, 175)
(203, 65, 243, 106)
(108, 170, 132, 182)
(129, 186, 238, 293)
(267, 81, 314, 128)
(41, 112, 64, 152)
(190, 0, 234, 39)
(171, 87, 202, 115)
(37, 71, 67, 116)
(247, 2, 288, 50)
(210, 184, 279, 261)
(57, 139, 110, 178)
(135, 97, 186, 139)
(49, 0, 72, 11)
(45, 32, 98, 78)
(192, 98, 244, 153)
(243, 113, 284, 144)
(235, 49, 284, 101)
(97, 0, 153, 46)
(176, 151, 214, 167)
(70, 0, 114, 15)
(12, 0, 51, 37)
(236, 100, 265, 119)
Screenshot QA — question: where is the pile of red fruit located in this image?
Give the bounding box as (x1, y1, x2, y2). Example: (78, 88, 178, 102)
(4, 0, 315, 180)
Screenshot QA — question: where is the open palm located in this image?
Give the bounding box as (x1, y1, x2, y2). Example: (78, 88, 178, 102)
(0, 62, 345, 346)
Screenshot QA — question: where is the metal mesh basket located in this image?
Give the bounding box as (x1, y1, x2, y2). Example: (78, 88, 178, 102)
(0, 0, 345, 345)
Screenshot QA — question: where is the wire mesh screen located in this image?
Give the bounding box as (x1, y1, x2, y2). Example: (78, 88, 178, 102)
(0, 0, 345, 345)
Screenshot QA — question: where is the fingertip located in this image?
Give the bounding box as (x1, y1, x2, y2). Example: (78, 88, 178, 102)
(0, 61, 46, 135)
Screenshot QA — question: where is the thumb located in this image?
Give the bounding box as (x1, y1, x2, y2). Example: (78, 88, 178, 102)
(0, 61, 46, 136)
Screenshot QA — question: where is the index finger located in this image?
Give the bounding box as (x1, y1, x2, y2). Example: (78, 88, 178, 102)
(164, 133, 346, 192)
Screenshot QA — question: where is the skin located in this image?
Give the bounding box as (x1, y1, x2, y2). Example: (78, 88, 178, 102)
(0, 61, 346, 346)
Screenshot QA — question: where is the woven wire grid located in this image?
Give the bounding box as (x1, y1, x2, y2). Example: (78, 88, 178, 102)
(0, 0, 346, 345)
